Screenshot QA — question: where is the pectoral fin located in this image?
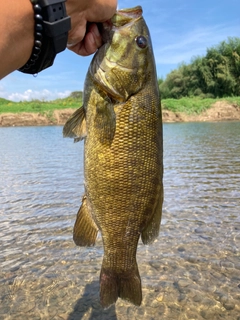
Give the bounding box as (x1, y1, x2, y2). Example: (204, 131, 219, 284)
(63, 106, 87, 140)
(73, 196, 98, 246)
(141, 185, 163, 244)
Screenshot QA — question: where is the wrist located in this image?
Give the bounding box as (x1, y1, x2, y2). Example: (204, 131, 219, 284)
(17, 1, 35, 67)
(18, 0, 71, 74)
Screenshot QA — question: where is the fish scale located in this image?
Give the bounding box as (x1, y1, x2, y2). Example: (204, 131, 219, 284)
(63, 6, 163, 308)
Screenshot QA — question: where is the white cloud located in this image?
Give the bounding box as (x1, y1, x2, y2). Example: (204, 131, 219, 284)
(7, 89, 71, 102)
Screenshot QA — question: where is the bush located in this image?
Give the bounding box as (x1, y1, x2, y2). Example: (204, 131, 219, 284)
(158, 37, 240, 99)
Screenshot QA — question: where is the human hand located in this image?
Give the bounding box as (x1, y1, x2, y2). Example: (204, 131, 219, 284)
(65, 0, 117, 56)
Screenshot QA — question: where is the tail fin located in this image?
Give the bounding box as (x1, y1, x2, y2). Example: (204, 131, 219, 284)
(100, 264, 142, 308)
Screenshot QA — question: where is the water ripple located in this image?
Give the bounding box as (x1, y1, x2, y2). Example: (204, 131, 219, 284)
(0, 123, 240, 319)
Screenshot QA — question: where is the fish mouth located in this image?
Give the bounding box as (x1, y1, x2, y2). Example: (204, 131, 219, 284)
(100, 6, 143, 43)
(112, 6, 143, 25)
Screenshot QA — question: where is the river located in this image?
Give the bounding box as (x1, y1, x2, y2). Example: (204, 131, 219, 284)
(0, 122, 239, 320)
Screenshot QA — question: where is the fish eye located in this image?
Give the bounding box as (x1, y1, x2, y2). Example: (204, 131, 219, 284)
(135, 36, 148, 49)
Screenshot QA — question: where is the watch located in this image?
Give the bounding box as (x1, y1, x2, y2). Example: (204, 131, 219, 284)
(18, 0, 71, 74)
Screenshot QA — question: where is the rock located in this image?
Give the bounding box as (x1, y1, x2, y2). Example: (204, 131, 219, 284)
(156, 293, 164, 302)
(193, 293, 203, 302)
(178, 293, 186, 302)
(223, 301, 235, 310)
(177, 246, 185, 252)
(178, 279, 192, 287)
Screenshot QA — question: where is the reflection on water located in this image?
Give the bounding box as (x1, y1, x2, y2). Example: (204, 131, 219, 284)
(0, 123, 240, 319)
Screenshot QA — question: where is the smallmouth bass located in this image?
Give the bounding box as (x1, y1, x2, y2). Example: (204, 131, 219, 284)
(63, 6, 163, 308)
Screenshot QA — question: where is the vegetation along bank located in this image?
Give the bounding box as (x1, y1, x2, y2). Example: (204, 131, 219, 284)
(1, 37, 240, 126)
(1, 95, 240, 127)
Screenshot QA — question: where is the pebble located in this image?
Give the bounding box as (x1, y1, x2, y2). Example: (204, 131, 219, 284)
(219, 294, 229, 303)
(186, 256, 198, 263)
(178, 293, 186, 302)
(178, 279, 192, 287)
(223, 301, 235, 310)
(177, 246, 186, 252)
(193, 293, 203, 302)
(149, 261, 161, 271)
(156, 293, 164, 302)
(200, 310, 211, 319)
(202, 298, 216, 307)
(195, 227, 204, 233)
(151, 299, 161, 308)
(9, 266, 20, 272)
(220, 261, 235, 269)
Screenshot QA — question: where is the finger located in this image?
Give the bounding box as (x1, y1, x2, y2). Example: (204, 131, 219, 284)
(88, 23, 102, 48)
(68, 24, 102, 56)
(68, 33, 97, 56)
(67, 21, 87, 48)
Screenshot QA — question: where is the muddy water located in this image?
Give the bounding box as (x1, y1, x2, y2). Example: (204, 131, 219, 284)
(0, 123, 239, 320)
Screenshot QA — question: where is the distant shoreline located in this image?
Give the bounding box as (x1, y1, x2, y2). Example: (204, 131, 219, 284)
(0, 101, 240, 127)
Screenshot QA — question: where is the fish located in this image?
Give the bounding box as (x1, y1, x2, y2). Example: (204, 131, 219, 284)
(63, 6, 163, 308)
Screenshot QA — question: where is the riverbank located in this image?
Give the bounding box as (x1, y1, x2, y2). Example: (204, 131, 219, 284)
(0, 101, 240, 127)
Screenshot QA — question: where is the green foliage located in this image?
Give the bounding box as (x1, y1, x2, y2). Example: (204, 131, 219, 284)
(1, 92, 240, 117)
(0, 97, 12, 104)
(69, 91, 83, 100)
(159, 37, 240, 99)
(162, 97, 215, 114)
(162, 96, 240, 114)
(0, 92, 83, 114)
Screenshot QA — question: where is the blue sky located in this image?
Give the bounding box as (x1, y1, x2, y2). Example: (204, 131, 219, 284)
(1, 0, 239, 101)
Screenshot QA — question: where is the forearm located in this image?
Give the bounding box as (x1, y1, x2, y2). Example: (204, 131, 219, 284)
(0, 0, 34, 79)
(0, 0, 117, 79)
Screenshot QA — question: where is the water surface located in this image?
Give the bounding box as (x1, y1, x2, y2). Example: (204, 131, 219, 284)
(0, 122, 240, 319)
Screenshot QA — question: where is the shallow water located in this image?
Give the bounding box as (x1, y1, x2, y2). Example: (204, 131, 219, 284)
(0, 122, 240, 320)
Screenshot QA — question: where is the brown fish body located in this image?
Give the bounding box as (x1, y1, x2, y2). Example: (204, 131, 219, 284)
(63, 6, 163, 308)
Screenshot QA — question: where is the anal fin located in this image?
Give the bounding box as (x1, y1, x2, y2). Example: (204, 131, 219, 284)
(73, 196, 98, 246)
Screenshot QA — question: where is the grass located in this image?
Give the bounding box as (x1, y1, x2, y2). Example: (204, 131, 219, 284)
(162, 96, 240, 114)
(0, 96, 82, 114)
(0, 94, 240, 115)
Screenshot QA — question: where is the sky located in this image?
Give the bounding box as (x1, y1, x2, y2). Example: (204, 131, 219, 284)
(1, 0, 239, 101)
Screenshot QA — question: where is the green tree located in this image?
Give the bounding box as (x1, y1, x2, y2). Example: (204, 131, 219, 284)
(159, 37, 240, 98)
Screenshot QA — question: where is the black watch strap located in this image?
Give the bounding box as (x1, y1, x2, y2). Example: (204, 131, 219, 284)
(19, 0, 71, 74)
